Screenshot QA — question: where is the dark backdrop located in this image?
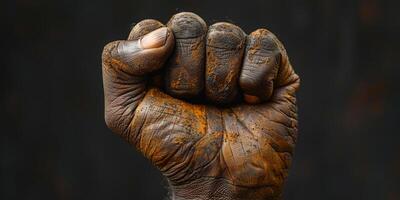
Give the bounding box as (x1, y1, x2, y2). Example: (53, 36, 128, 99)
(2, 0, 400, 199)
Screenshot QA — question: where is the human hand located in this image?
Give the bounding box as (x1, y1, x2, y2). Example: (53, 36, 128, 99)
(102, 12, 300, 200)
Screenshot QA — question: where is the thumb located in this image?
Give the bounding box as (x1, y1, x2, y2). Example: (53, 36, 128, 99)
(103, 27, 175, 76)
(102, 27, 174, 137)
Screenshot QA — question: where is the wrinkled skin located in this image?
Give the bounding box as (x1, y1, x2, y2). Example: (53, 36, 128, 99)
(102, 12, 300, 200)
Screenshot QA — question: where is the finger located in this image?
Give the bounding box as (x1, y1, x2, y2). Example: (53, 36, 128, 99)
(240, 29, 280, 104)
(128, 19, 165, 87)
(102, 27, 174, 136)
(259, 30, 300, 103)
(205, 22, 246, 104)
(108, 27, 174, 76)
(164, 12, 207, 98)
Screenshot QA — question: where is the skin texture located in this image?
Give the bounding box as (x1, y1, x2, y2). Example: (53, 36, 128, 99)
(164, 13, 207, 98)
(102, 12, 300, 200)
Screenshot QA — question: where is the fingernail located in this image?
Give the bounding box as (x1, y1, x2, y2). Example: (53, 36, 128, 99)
(140, 27, 168, 49)
(244, 94, 261, 104)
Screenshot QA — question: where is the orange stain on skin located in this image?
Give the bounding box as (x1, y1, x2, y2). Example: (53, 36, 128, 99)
(102, 12, 300, 200)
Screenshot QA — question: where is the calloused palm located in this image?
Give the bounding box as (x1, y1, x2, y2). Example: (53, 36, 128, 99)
(102, 12, 299, 200)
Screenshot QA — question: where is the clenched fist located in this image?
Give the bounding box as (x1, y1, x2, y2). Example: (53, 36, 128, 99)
(102, 12, 300, 200)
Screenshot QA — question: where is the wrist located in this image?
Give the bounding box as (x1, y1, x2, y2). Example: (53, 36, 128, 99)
(168, 177, 282, 200)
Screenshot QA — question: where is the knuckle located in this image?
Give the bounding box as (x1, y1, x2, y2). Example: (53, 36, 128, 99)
(207, 22, 246, 50)
(168, 12, 207, 39)
(249, 28, 289, 63)
(207, 46, 236, 60)
(245, 50, 277, 66)
(102, 40, 140, 72)
(247, 30, 279, 52)
(250, 28, 271, 37)
(102, 41, 120, 67)
(102, 41, 118, 57)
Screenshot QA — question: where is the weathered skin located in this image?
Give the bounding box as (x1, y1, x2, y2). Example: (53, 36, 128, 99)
(165, 13, 207, 98)
(102, 12, 300, 200)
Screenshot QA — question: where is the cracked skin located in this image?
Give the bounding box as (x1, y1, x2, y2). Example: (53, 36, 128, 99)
(102, 12, 300, 200)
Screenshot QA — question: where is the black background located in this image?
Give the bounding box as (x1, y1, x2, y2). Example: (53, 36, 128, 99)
(2, 0, 400, 199)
